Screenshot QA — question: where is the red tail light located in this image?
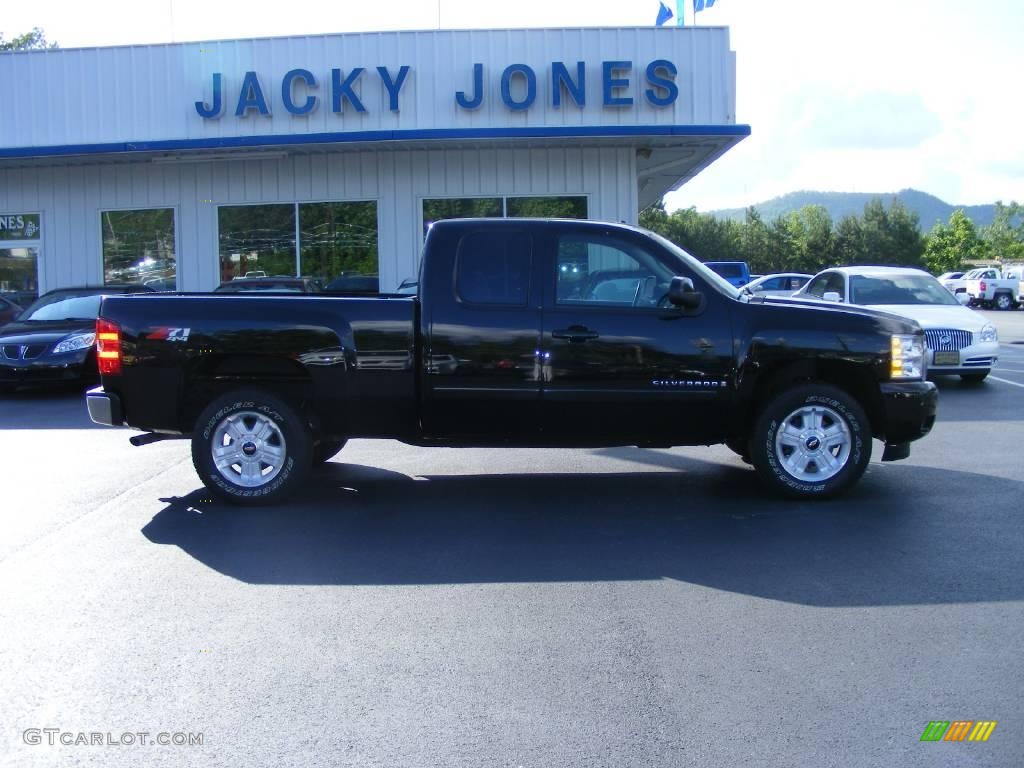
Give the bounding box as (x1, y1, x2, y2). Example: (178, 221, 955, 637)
(96, 317, 122, 376)
(979, 280, 987, 292)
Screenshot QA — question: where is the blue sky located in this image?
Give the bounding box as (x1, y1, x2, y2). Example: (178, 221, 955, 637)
(4, 0, 1021, 213)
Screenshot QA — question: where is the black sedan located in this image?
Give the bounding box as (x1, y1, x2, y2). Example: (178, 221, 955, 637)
(0, 294, 23, 325)
(0, 285, 153, 391)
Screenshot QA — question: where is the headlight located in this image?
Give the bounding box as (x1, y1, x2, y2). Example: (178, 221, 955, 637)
(979, 323, 997, 343)
(52, 332, 96, 354)
(891, 334, 925, 380)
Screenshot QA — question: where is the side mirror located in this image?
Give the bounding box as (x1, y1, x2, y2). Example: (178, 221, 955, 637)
(668, 276, 702, 309)
(955, 292, 971, 305)
(822, 291, 842, 303)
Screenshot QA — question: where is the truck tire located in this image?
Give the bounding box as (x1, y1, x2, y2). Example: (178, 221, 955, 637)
(313, 439, 347, 465)
(994, 292, 1013, 311)
(750, 383, 871, 499)
(192, 389, 312, 505)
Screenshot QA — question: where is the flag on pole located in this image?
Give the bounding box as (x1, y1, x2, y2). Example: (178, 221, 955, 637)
(656, 2, 674, 26)
(694, 0, 716, 12)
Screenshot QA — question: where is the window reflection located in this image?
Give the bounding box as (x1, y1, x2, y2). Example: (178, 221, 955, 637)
(102, 209, 176, 290)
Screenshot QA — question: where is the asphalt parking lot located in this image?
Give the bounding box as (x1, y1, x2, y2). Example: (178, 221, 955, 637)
(1, 310, 1022, 767)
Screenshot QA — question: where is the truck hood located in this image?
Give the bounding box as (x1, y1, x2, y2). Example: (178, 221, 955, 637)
(755, 295, 922, 334)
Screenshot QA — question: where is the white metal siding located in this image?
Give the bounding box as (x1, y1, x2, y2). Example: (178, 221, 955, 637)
(0, 145, 636, 293)
(1, 27, 736, 151)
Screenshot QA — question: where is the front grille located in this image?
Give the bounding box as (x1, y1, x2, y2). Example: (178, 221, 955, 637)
(924, 328, 972, 351)
(0, 343, 48, 360)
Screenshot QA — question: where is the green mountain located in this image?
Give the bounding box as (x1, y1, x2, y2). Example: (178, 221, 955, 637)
(707, 189, 997, 230)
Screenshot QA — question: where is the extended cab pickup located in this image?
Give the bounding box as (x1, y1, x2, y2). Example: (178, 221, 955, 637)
(87, 219, 937, 503)
(963, 267, 1022, 310)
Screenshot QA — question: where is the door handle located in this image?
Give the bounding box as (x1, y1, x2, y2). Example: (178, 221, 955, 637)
(552, 326, 599, 342)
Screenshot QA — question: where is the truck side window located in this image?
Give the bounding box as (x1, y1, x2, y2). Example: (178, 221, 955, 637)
(556, 233, 672, 307)
(455, 230, 532, 306)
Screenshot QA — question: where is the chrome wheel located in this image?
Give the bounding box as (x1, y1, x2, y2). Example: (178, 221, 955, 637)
(210, 410, 287, 488)
(773, 403, 851, 482)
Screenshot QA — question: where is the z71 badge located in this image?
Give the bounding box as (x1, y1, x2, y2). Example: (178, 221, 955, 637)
(149, 327, 191, 342)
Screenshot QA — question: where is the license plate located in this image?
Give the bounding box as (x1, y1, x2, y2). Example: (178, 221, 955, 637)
(933, 350, 959, 366)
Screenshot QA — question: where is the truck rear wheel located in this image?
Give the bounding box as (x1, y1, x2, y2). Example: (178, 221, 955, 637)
(750, 383, 871, 499)
(994, 292, 1013, 311)
(192, 389, 312, 505)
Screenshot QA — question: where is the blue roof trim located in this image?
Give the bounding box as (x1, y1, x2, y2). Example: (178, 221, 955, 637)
(0, 124, 751, 159)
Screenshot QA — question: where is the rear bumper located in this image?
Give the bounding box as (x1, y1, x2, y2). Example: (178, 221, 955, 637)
(86, 386, 124, 427)
(878, 381, 938, 454)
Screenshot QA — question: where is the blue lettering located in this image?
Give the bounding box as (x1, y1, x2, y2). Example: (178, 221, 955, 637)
(501, 64, 536, 111)
(456, 63, 484, 110)
(602, 60, 633, 107)
(282, 68, 318, 115)
(377, 66, 411, 111)
(551, 61, 585, 108)
(195, 72, 224, 119)
(331, 68, 367, 113)
(235, 71, 271, 117)
(644, 60, 678, 107)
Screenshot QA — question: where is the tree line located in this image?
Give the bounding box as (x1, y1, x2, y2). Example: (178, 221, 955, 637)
(639, 199, 1024, 276)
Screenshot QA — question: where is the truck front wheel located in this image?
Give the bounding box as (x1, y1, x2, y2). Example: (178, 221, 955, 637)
(192, 389, 312, 505)
(750, 383, 871, 499)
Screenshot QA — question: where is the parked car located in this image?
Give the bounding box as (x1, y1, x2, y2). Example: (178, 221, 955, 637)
(395, 277, 419, 295)
(214, 277, 321, 293)
(0, 294, 22, 326)
(87, 218, 936, 504)
(794, 266, 998, 382)
(0, 285, 154, 391)
(742, 273, 812, 298)
(703, 261, 751, 287)
(963, 268, 1022, 310)
(937, 271, 965, 293)
(324, 274, 380, 293)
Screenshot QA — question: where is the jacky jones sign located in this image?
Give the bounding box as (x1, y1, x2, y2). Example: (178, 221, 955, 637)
(194, 60, 680, 118)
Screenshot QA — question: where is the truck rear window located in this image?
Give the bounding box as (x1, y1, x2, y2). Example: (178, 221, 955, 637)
(455, 231, 532, 306)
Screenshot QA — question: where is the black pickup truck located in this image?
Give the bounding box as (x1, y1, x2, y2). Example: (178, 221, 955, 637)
(86, 218, 937, 503)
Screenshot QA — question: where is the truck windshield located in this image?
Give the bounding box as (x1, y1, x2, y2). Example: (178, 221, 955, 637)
(645, 232, 742, 299)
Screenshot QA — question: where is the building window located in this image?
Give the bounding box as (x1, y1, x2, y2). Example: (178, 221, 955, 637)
(506, 196, 588, 219)
(0, 212, 42, 304)
(299, 202, 378, 286)
(102, 209, 177, 290)
(218, 201, 378, 287)
(423, 195, 587, 236)
(218, 204, 295, 282)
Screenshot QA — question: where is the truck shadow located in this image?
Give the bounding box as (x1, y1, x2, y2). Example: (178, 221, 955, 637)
(142, 452, 1024, 607)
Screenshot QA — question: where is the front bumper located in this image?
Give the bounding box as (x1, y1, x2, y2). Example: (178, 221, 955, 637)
(879, 380, 938, 454)
(0, 359, 89, 385)
(926, 340, 998, 376)
(86, 386, 124, 426)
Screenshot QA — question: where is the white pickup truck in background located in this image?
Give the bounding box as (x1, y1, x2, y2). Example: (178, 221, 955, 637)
(964, 267, 1023, 310)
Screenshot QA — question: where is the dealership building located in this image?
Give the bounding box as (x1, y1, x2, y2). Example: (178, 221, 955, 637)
(0, 26, 746, 298)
